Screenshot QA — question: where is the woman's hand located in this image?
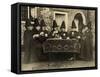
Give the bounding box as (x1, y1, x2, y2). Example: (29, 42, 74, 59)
(33, 34, 39, 38)
(40, 32, 44, 36)
(77, 36, 81, 39)
(45, 34, 48, 37)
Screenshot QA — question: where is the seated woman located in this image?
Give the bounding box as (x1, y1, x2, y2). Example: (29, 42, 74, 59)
(67, 20, 81, 60)
(39, 19, 49, 43)
(69, 20, 81, 40)
(32, 18, 44, 62)
(58, 21, 68, 39)
(49, 20, 59, 38)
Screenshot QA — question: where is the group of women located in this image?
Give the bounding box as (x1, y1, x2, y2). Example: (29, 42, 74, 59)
(23, 13, 93, 64)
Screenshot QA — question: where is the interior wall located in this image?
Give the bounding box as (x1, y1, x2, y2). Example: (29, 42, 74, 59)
(38, 7, 88, 31)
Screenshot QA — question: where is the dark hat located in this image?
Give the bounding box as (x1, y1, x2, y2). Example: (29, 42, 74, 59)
(40, 19, 46, 27)
(34, 18, 40, 27)
(52, 20, 58, 28)
(87, 21, 92, 29)
(74, 13, 83, 23)
(30, 17, 35, 25)
(25, 19, 31, 28)
(30, 16, 34, 22)
(71, 20, 77, 28)
(60, 21, 66, 29)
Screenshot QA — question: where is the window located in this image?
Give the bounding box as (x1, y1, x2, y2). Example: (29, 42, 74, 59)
(53, 11, 68, 31)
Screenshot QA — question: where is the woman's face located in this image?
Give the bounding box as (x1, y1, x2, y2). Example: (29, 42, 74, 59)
(42, 27, 46, 30)
(54, 27, 57, 31)
(27, 26, 33, 30)
(61, 28, 65, 32)
(36, 26, 41, 30)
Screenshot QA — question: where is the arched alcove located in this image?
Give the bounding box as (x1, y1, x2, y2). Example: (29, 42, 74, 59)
(72, 11, 87, 32)
(74, 11, 87, 25)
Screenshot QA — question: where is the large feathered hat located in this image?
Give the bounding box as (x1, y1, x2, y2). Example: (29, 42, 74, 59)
(60, 21, 66, 29)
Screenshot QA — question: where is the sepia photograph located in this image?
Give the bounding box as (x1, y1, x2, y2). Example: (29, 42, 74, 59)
(19, 4, 97, 72)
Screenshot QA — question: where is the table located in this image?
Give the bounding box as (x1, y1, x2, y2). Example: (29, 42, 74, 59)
(43, 38, 80, 54)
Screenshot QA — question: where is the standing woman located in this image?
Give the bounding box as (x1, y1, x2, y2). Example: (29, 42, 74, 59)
(40, 19, 49, 43)
(80, 22, 93, 60)
(24, 19, 34, 63)
(39, 19, 49, 61)
(31, 18, 42, 62)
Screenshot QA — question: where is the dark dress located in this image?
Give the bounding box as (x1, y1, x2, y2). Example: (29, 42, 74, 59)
(24, 30, 34, 63)
(31, 29, 43, 62)
(80, 30, 93, 60)
(39, 30, 49, 43)
(39, 30, 49, 61)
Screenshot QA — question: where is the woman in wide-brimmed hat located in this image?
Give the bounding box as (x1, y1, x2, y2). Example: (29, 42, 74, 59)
(30, 18, 43, 62)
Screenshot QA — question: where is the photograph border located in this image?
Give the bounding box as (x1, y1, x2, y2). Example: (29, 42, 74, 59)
(12, 2, 98, 74)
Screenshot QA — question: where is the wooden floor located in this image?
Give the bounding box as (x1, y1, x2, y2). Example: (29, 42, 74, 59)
(21, 51, 95, 71)
(21, 60, 95, 71)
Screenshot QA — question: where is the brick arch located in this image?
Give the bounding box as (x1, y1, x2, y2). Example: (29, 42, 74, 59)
(73, 12, 87, 32)
(74, 11, 87, 25)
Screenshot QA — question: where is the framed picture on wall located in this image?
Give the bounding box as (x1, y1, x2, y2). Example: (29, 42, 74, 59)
(11, 2, 98, 74)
